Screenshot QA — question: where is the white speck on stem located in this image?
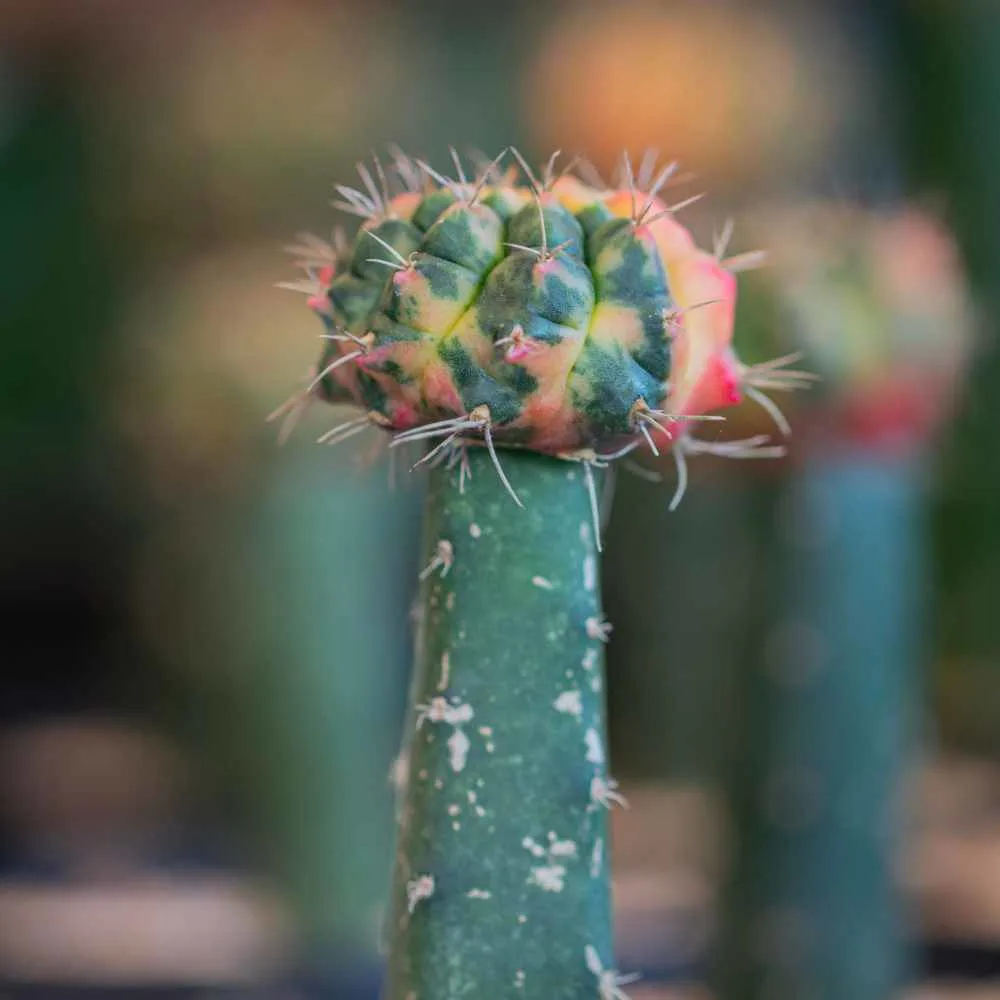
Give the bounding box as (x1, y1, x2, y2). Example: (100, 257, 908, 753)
(448, 728, 471, 773)
(591, 837, 603, 877)
(585, 728, 605, 764)
(524, 832, 577, 892)
(416, 696, 473, 728)
(419, 539, 454, 581)
(448, 803, 460, 816)
(529, 865, 566, 892)
(582, 648, 598, 671)
(548, 837, 578, 858)
(478, 726, 493, 736)
(389, 753, 408, 791)
(553, 690, 583, 719)
(467, 888, 492, 899)
(406, 874, 435, 914)
(437, 651, 451, 691)
(586, 945, 641, 1000)
(591, 775, 628, 810)
(586, 617, 613, 642)
(580, 521, 590, 543)
(469, 523, 482, 539)
(583, 556, 597, 592)
(532, 575, 555, 590)
(522, 836, 547, 858)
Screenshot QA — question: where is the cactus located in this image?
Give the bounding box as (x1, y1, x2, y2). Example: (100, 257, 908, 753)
(275, 148, 786, 998)
(715, 203, 974, 1000)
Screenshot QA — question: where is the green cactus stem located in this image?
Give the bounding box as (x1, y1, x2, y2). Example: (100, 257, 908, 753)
(386, 446, 618, 999)
(717, 451, 924, 1000)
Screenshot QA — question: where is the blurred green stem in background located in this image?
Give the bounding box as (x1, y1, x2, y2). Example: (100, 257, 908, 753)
(716, 451, 924, 1000)
(247, 445, 422, 959)
(174, 440, 419, 967)
(604, 470, 760, 786)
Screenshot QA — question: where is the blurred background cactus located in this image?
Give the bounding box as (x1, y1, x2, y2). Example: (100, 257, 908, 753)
(4, 2, 1000, 999)
(710, 203, 975, 1000)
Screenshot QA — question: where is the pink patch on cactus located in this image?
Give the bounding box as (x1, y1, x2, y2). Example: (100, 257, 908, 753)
(518, 392, 580, 453)
(386, 401, 421, 431)
(306, 265, 337, 313)
(389, 192, 423, 222)
(421, 360, 466, 417)
(356, 344, 394, 371)
(506, 342, 534, 363)
(502, 326, 542, 363)
(393, 267, 419, 289)
(664, 250, 741, 423)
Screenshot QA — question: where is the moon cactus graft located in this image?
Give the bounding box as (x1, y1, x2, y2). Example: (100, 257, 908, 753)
(275, 148, 805, 509)
(274, 148, 799, 1000)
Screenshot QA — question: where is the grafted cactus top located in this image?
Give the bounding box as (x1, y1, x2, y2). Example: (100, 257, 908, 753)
(294, 152, 750, 457)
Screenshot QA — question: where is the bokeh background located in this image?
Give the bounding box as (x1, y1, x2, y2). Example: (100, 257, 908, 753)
(2, 1, 1000, 997)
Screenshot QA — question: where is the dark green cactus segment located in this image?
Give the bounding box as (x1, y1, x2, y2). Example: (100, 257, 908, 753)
(438, 340, 521, 425)
(379, 254, 478, 331)
(531, 257, 595, 330)
(472, 253, 540, 339)
(412, 187, 460, 232)
(569, 344, 648, 437)
(419, 203, 504, 274)
(591, 222, 672, 380)
(352, 218, 421, 280)
(481, 186, 529, 222)
(520, 316, 575, 347)
(502, 363, 540, 398)
(575, 202, 617, 246)
(355, 372, 390, 414)
(370, 312, 428, 347)
(328, 272, 384, 331)
(419, 255, 474, 304)
(473, 253, 594, 342)
(387, 448, 613, 1000)
(506, 199, 586, 261)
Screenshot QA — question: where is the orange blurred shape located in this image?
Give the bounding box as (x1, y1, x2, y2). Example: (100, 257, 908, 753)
(527, 2, 852, 186)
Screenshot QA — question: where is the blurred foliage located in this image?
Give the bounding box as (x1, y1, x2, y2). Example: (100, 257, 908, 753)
(900, 4, 1000, 753)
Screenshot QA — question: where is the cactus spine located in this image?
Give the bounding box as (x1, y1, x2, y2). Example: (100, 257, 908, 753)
(278, 148, 782, 997)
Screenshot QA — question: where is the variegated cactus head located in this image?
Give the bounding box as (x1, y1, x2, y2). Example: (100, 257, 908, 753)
(275, 149, 800, 505)
(758, 202, 975, 447)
